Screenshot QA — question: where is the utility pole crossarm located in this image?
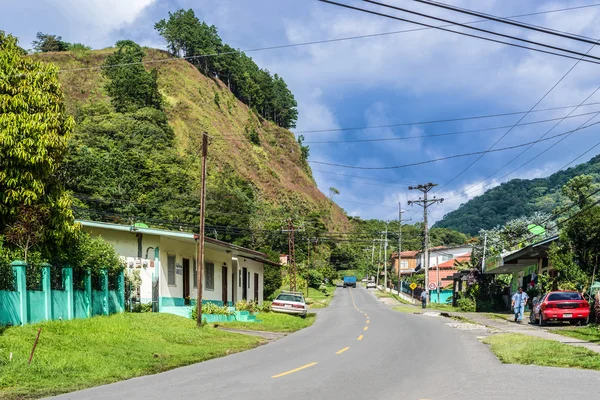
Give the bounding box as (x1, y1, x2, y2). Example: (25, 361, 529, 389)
(408, 183, 444, 305)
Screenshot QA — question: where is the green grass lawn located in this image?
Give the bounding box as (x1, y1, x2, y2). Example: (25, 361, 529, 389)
(215, 311, 316, 332)
(483, 333, 600, 371)
(426, 303, 462, 312)
(0, 313, 263, 399)
(373, 289, 413, 305)
(551, 325, 600, 343)
(307, 285, 336, 308)
(392, 305, 421, 314)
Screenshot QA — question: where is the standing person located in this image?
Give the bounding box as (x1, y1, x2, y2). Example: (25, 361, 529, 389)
(420, 290, 428, 309)
(511, 286, 529, 323)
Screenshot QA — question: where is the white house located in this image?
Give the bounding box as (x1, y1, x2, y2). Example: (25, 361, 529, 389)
(417, 245, 472, 270)
(78, 220, 278, 314)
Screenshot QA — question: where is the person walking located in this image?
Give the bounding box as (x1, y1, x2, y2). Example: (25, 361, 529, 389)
(511, 286, 529, 323)
(420, 290, 428, 309)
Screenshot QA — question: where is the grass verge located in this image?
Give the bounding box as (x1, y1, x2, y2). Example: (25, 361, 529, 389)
(483, 333, 600, 371)
(392, 305, 421, 314)
(306, 285, 336, 309)
(0, 313, 263, 399)
(550, 325, 600, 343)
(373, 289, 413, 305)
(215, 311, 316, 332)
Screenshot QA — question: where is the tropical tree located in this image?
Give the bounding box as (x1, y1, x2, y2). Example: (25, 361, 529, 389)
(31, 32, 70, 52)
(0, 31, 75, 243)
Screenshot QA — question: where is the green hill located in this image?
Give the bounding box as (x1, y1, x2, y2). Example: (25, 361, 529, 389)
(36, 48, 350, 248)
(434, 155, 600, 235)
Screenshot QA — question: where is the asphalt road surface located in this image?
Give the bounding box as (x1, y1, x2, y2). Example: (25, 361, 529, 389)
(53, 286, 600, 400)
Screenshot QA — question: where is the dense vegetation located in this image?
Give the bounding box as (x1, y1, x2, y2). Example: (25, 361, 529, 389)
(434, 154, 600, 235)
(154, 9, 298, 129)
(0, 31, 121, 274)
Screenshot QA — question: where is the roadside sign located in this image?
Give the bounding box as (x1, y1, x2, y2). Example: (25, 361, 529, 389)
(428, 282, 437, 290)
(409, 282, 417, 290)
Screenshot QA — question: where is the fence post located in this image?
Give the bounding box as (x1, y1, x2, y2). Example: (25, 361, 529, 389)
(85, 269, 92, 317)
(101, 269, 109, 316)
(41, 263, 52, 321)
(64, 266, 74, 320)
(10, 261, 27, 326)
(117, 270, 125, 313)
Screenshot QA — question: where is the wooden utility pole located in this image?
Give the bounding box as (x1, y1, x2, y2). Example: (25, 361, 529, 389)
(287, 219, 296, 292)
(196, 132, 208, 327)
(408, 183, 443, 304)
(306, 237, 310, 297)
(384, 222, 389, 290)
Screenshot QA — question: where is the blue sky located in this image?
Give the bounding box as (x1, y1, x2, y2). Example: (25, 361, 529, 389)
(4, 0, 600, 224)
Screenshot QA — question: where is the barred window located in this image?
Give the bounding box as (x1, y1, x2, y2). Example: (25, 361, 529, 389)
(168, 255, 176, 286)
(193, 259, 197, 288)
(205, 262, 214, 290)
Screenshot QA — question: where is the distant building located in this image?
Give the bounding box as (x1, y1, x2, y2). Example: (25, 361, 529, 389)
(280, 254, 289, 265)
(391, 250, 419, 275)
(428, 253, 471, 289)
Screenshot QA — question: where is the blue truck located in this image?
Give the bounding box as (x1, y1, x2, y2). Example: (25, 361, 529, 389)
(343, 276, 357, 288)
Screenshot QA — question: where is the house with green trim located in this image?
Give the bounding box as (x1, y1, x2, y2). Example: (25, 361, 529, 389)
(78, 220, 279, 317)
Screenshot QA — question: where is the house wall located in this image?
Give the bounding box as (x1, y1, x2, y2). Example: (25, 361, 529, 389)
(232, 257, 264, 303)
(418, 246, 471, 267)
(428, 268, 457, 289)
(393, 257, 417, 273)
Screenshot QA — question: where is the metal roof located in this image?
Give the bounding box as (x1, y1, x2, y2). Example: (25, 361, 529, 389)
(76, 220, 279, 265)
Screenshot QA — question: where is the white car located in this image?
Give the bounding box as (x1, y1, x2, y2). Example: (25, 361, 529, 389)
(272, 291, 308, 318)
(366, 281, 376, 289)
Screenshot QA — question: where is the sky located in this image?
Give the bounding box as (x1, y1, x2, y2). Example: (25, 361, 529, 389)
(4, 0, 600, 225)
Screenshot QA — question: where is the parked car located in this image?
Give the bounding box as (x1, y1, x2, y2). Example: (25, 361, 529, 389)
(530, 291, 590, 326)
(272, 291, 307, 318)
(366, 280, 376, 289)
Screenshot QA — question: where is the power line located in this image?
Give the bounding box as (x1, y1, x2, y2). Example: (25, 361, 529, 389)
(436, 34, 599, 192)
(362, 0, 600, 62)
(18, 2, 594, 78)
(312, 169, 417, 184)
(309, 121, 600, 170)
(296, 100, 600, 134)
(302, 110, 600, 144)
(318, 0, 600, 66)
(412, 0, 598, 45)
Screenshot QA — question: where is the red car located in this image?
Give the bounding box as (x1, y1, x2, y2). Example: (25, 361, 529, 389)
(530, 291, 590, 326)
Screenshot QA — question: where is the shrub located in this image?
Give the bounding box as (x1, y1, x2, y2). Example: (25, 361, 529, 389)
(257, 301, 272, 312)
(191, 303, 233, 320)
(307, 269, 324, 288)
(132, 302, 152, 313)
(457, 297, 476, 312)
(235, 300, 258, 312)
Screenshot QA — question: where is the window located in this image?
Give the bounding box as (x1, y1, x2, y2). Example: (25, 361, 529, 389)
(167, 255, 176, 286)
(548, 292, 582, 301)
(193, 259, 197, 288)
(205, 262, 214, 290)
(401, 260, 408, 270)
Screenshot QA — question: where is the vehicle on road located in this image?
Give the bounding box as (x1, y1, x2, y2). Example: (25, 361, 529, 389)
(272, 291, 307, 318)
(366, 281, 376, 289)
(343, 276, 357, 288)
(530, 291, 589, 326)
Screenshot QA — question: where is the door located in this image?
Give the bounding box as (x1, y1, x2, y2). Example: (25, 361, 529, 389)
(222, 266, 228, 304)
(242, 267, 248, 300)
(254, 273, 259, 302)
(231, 271, 235, 303)
(182, 258, 190, 305)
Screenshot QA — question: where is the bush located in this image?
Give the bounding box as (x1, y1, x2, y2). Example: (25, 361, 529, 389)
(132, 302, 152, 313)
(191, 303, 233, 320)
(257, 301, 271, 312)
(235, 300, 258, 312)
(307, 269, 324, 289)
(457, 298, 476, 312)
(282, 274, 307, 291)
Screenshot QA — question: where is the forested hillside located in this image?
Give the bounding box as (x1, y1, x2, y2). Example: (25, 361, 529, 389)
(35, 42, 348, 253)
(434, 154, 600, 235)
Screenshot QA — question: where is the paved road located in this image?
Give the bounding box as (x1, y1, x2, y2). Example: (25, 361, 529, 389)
(54, 287, 600, 400)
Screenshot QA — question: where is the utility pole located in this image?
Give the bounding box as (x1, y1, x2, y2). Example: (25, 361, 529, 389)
(384, 222, 389, 291)
(376, 233, 383, 286)
(196, 132, 208, 327)
(287, 219, 296, 292)
(306, 237, 310, 297)
(370, 240, 375, 281)
(481, 233, 488, 274)
(408, 183, 443, 305)
(397, 202, 404, 295)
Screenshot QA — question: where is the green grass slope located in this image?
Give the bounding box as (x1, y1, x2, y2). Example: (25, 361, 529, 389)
(37, 48, 350, 231)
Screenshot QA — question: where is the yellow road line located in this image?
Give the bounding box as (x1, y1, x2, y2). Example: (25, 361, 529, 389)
(336, 347, 350, 355)
(357, 335, 364, 340)
(271, 362, 318, 378)
(364, 326, 368, 331)
(349, 289, 360, 312)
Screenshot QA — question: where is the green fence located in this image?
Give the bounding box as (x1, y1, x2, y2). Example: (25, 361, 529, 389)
(0, 261, 124, 326)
